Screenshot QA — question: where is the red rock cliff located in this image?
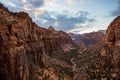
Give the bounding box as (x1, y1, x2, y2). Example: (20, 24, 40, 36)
(100, 16, 120, 79)
(0, 3, 72, 80)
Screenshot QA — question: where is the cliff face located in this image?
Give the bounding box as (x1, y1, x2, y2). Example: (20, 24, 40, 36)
(99, 16, 120, 79)
(0, 4, 73, 80)
(85, 16, 120, 79)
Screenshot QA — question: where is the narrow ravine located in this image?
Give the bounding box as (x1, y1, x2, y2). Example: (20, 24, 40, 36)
(71, 45, 86, 80)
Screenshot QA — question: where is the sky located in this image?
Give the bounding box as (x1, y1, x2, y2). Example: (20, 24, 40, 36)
(0, 0, 119, 34)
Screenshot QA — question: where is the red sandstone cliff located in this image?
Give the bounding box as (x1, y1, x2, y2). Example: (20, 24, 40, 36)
(99, 16, 120, 79)
(0, 3, 74, 80)
(80, 17, 120, 79)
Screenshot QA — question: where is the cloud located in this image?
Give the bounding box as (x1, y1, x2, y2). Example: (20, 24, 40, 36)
(0, 0, 96, 33)
(26, 9, 45, 16)
(27, 0, 44, 8)
(68, 18, 105, 34)
(34, 10, 96, 32)
(0, 0, 45, 17)
(66, 0, 74, 4)
(22, 0, 27, 3)
(45, 0, 60, 7)
(68, 20, 96, 33)
(0, 0, 44, 11)
(66, 0, 85, 5)
(18, 0, 44, 9)
(111, 0, 120, 16)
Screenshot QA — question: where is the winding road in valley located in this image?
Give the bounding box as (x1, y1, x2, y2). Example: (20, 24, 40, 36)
(71, 45, 86, 80)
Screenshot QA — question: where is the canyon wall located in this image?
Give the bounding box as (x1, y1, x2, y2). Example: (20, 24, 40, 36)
(100, 16, 120, 79)
(0, 3, 73, 80)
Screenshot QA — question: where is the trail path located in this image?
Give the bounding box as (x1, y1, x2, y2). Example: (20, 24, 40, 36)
(71, 44, 86, 80)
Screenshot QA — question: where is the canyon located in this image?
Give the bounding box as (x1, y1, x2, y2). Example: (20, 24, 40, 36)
(0, 3, 77, 80)
(0, 3, 120, 80)
(70, 17, 120, 79)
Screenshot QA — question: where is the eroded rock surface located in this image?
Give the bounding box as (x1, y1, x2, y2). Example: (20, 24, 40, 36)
(100, 16, 120, 79)
(0, 3, 75, 80)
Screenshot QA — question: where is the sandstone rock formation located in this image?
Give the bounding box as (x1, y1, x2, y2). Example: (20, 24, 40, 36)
(48, 26, 55, 31)
(100, 16, 120, 79)
(82, 16, 120, 79)
(0, 3, 74, 80)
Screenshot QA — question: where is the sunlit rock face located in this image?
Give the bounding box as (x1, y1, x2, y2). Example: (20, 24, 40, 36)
(0, 3, 73, 80)
(100, 16, 120, 79)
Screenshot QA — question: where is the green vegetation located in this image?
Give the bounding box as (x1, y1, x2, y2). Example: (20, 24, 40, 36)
(50, 63, 74, 77)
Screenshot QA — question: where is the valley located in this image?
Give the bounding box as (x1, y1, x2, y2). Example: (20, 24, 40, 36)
(0, 2, 120, 80)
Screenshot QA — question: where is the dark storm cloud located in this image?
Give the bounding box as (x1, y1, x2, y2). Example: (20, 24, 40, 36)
(111, 0, 120, 16)
(35, 11, 96, 31)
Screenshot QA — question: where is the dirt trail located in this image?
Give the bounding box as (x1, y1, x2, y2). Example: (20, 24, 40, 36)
(71, 45, 86, 80)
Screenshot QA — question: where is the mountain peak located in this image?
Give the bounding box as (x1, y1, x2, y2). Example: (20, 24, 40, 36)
(48, 26, 55, 31)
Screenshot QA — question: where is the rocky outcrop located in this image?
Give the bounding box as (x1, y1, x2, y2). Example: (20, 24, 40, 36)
(99, 16, 120, 79)
(0, 3, 73, 80)
(48, 26, 55, 31)
(83, 16, 120, 80)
